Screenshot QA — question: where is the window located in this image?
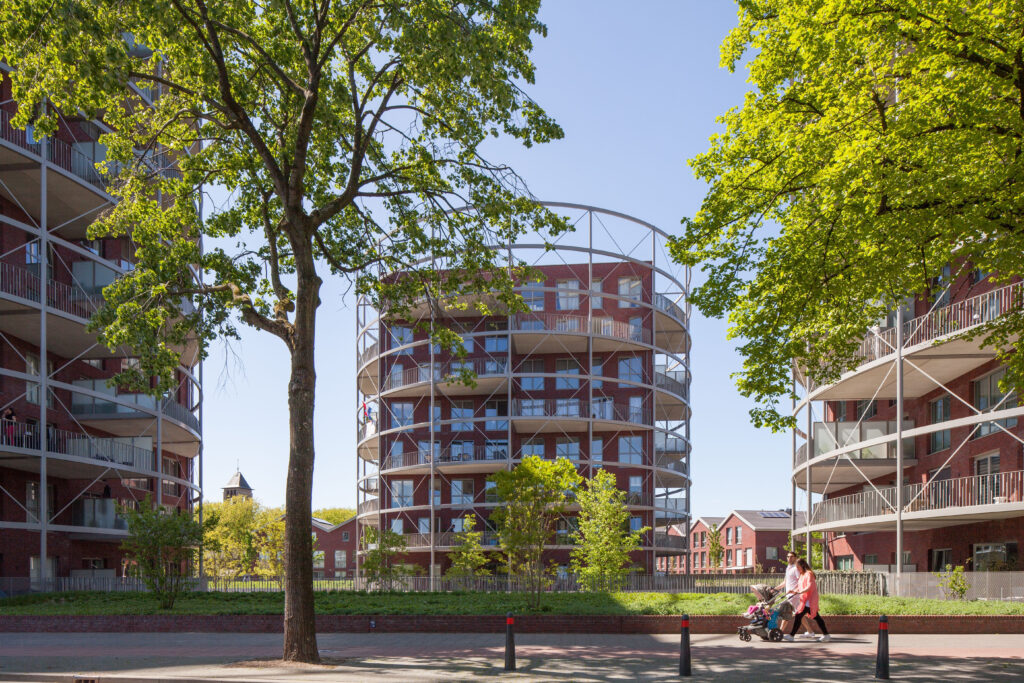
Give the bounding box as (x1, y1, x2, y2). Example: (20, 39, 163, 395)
(313, 551, 325, 569)
(450, 440, 474, 461)
(555, 358, 581, 389)
(484, 335, 507, 353)
(973, 542, 1018, 571)
(451, 516, 467, 533)
(629, 517, 643, 532)
(700, 531, 706, 547)
(452, 400, 474, 431)
(418, 440, 440, 462)
(766, 547, 778, 561)
(390, 326, 413, 354)
(391, 403, 414, 429)
(485, 480, 499, 503)
(628, 395, 644, 423)
(745, 548, 752, 567)
(618, 356, 642, 383)
(618, 436, 642, 464)
(591, 437, 603, 462)
(342, 531, 350, 542)
(693, 533, 699, 549)
(451, 479, 474, 505)
(521, 359, 544, 391)
(864, 554, 878, 566)
(521, 283, 544, 311)
(390, 518, 404, 534)
(856, 399, 877, 421)
(556, 437, 580, 460)
(417, 517, 430, 534)
(975, 453, 1001, 501)
(973, 368, 1018, 437)
(726, 528, 733, 545)
(392, 480, 414, 508)
(26, 353, 40, 405)
(929, 396, 951, 453)
(484, 400, 507, 430)
(520, 398, 544, 417)
(975, 452, 1000, 476)
(929, 548, 952, 572)
(628, 475, 642, 495)
(334, 550, 347, 569)
(735, 526, 742, 544)
(629, 316, 643, 342)
(591, 278, 603, 309)
(555, 398, 580, 417)
(932, 264, 951, 307)
(485, 440, 508, 459)
(556, 279, 579, 310)
(591, 358, 603, 389)
(618, 277, 641, 307)
(432, 481, 441, 506)
(389, 440, 405, 466)
(460, 336, 474, 353)
(592, 397, 613, 420)
(432, 405, 441, 433)
(520, 438, 544, 458)
(25, 482, 55, 522)
(726, 549, 733, 566)
(835, 555, 854, 571)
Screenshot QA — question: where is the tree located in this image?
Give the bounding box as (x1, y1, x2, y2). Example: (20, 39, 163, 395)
(671, 2, 1024, 430)
(313, 508, 356, 526)
(121, 496, 204, 609)
(0, 0, 565, 661)
(202, 499, 286, 580)
(489, 455, 582, 607)
(254, 506, 287, 582)
(570, 468, 647, 592)
(360, 525, 408, 592)
(788, 532, 824, 570)
(445, 514, 491, 580)
(707, 524, 723, 570)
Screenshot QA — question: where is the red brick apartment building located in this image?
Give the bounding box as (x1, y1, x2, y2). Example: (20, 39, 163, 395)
(354, 205, 692, 577)
(660, 511, 805, 574)
(0, 71, 201, 587)
(312, 516, 357, 579)
(792, 268, 1022, 573)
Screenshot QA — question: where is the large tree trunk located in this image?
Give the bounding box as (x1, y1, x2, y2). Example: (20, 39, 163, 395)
(282, 268, 322, 663)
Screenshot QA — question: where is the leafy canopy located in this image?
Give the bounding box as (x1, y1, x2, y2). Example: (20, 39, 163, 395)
(673, 1, 1024, 429)
(0, 0, 567, 390)
(445, 513, 492, 578)
(121, 496, 204, 609)
(570, 468, 647, 592)
(313, 508, 356, 526)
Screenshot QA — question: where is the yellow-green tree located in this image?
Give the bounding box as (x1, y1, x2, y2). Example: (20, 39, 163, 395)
(673, 1, 1024, 430)
(445, 514, 491, 580)
(570, 469, 647, 591)
(313, 508, 356, 526)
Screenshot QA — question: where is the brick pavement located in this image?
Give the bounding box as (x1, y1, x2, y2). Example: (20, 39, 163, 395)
(1, 632, 1022, 681)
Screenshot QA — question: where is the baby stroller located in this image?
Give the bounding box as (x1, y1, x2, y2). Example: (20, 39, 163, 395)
(737, 584, 794, 642)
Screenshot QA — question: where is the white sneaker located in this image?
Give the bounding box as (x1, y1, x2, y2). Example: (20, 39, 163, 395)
(782, 634, 795, 642)
(817, 634, 831, 643)
(797, 632, 815, 639)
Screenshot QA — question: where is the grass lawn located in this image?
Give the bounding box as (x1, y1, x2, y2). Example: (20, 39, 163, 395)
(2, 591, 1024, 616)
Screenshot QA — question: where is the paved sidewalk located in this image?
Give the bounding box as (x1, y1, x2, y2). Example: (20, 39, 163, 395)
(1, 632, 1023, 681)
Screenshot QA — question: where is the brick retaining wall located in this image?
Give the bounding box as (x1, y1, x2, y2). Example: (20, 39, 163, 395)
(0, 614, 1021, 634)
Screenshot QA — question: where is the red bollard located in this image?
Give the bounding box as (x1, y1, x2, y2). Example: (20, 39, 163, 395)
(679, 613, 691, 676)
(505, 612, 516, 672)
(875, 614, 889, 679)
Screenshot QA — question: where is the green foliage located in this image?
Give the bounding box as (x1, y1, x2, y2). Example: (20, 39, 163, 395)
(489, 456, 582, 607)
(360, 526, 409, 592)
(671, 1, 1024, 429)
(570, 469, 647, 591)
(937, 565, 971, 601)
(445, 514, 492, 579)
(707, 524, 723, 569)
(201, 498, 284, 581)
(313, 508, 356, 526)
(6, 590, 1024, 617)
(120, 496, 203, 609)
(788, 532, 824, 569)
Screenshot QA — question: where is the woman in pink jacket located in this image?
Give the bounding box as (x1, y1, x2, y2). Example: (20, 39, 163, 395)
(784, 558, 831, 642)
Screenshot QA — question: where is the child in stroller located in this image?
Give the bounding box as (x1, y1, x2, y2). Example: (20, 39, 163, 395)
(737, 584, 795, 642)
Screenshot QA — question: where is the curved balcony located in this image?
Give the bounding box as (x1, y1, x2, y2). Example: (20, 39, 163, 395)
(793, 419, 917, 494)
(374, 357, 508, 397)
(0, 420, 156, 479)
(380, 443, 510, 475)
(800, 281, 1022, 402)
(509, 312, 650, 353)
(799, 469, 1024, 534)
(511, 398, 650, 432)
(71, 392, 201, 458)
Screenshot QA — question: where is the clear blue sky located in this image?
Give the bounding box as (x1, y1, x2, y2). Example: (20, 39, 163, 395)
(200, 1, 794, 519)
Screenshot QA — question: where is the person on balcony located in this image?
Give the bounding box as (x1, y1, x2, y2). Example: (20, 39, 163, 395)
(784, 558, 831, 642)
(2, 408, 16, 445)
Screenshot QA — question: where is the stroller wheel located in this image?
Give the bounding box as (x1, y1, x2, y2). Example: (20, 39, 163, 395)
(769, 628, 783, 642)
(740, 631, 752, 642)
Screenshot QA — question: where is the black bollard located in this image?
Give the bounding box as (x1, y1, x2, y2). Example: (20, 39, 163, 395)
(679, 613, 691, 677)
(505, 611, 516, 672)
(875, 614, 889, 679)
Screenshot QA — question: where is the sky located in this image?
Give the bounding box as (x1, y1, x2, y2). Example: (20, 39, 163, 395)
(200, 1, 794, 519)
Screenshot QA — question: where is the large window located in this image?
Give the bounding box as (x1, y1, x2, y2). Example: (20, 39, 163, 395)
(335, 550, 347, 569)
(618, 435, 643, 464)
(556, 279, 579, 310)
(452, 400, 474, 431)
(555, 358, 581, 389)
(391, 402, 414, 429)
(418, 517, 430, 534)
(725, 528, 733, 545)
(618, 277, 641, 308)
(484, 334, 508, 353)
(618, 356, 643, 384)
(556, 437, 580, 460)
(392, 480, 414, 508)
(485, 480, 499, 503)
(390, 518, 404, 534)
(555, 398, 580, 417)
(451, 479, 474, 505)
(390, 326, 413, 354)
(974, 368, 1018, 437)
(521, 283, 544, 311)
(856, 399, 877, 421)
(929, 396, 951, 453)
(735, 526, 742, 544)
(973, 542, 1018, 571)
(591, 437, 603, 462)
(521, 359, 545, 391)
(520, 398, 544, 416)
(484, 400, 507, 430)
(835, 555, 854, 571)
(591, 278, 603, 309)
(450, 440, 474, 461)
(591, 358, 603, 389)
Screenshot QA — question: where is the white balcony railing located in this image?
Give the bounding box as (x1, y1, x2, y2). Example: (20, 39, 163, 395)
(512, 313, 651, 345)
(811, 469, 1024, 525)
(1, 419, 155, 473)
(512, 398, 649, 425)
(357, 498, 379, 515)
(382, 358, 507, 393)
(794, 420, 917, 467)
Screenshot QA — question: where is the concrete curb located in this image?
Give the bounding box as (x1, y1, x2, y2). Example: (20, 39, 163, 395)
(1, 613, 1022, 634)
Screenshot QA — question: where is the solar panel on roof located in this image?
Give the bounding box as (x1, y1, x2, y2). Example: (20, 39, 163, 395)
(758, 511, 789, 518)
